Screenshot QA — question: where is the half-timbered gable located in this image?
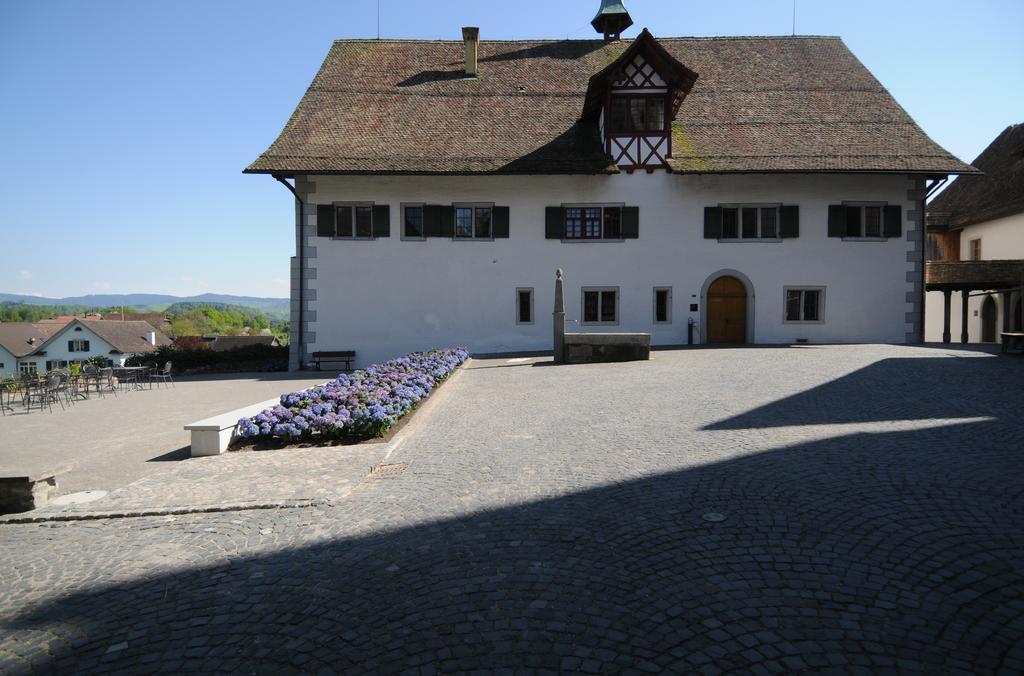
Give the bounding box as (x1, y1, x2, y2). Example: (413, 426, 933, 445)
(582, 29, 698, 172)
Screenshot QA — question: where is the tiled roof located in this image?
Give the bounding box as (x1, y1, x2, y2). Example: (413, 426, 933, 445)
(247, 35, 974, 176)
(0, 324, 50, 358)
(927, 123, 1024, 229)
(78, 320, 172, 353)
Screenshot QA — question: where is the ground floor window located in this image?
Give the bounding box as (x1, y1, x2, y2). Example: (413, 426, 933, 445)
(582, 287, 618, 324)
(653, 287, 672, 323)
(516, 288, 534, 324)
(785, 288, 824, 322)
(19, 362, 38, 375)
(45, 360, 71, 371)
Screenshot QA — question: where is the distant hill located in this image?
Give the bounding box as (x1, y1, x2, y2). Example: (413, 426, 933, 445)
(0, 292, 289, 320)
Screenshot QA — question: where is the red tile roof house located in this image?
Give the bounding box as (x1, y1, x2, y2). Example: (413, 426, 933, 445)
(0, 319, 171, 377)
(245, 0, 975, 370)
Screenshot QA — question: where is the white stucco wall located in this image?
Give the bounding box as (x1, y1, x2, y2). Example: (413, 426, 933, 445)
(296, 172, 921, 368)
(0, 346, 16, 377)
(924, 211, 1024, 343)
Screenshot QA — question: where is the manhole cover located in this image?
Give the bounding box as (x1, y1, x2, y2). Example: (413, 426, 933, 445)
(368, 462, 409, 479)
(50, 491, 107, 506)
(702, 512, 726, 523)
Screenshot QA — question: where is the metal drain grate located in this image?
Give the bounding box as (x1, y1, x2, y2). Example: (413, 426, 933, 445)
(368, 462, 409, 479)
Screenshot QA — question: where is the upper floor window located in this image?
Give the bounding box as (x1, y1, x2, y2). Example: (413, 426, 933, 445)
(565, 206, 621, 240)
(828, 203, 901, 240)
(315, 202, 390, 239)
(68, 339, 90, 352)
(454, 204, 493, 239)
(402, 204, 424, 239)
(969, 238, 982, 261)
(720, 206, 780, 240)
(607, 96, 665, 133)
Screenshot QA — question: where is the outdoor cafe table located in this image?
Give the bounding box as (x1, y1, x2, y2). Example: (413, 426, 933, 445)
(111, 366, 148, 391)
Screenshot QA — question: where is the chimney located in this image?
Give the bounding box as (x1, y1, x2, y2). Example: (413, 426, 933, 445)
(147, 331, 156, 346)
(462, 26, 479, 78)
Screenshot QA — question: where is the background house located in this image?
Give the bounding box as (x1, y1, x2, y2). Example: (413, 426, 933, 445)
(0, 319, 171, 376)
(925, 123, 1024, 343)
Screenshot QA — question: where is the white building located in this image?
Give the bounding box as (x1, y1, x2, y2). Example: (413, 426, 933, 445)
(924, 123, 1024, 343)
(0, 319, 170, 377)
(245, 2, 974, 369)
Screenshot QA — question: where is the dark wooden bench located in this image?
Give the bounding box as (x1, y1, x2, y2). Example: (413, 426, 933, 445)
(1001, 332, 1024, 354)
(311, 350, 356, 371)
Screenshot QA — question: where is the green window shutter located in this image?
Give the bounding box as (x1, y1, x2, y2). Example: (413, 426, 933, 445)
(68, 340, 74, 352)
(545, 207, 564, 239)
(492, 206, 510, 238)
(424, 205, 442, 237)
(883, 205, 902, 238)
(779, 205, 800, 238)
(703, 206, 722, 239)
(439, 206, 455, 237)
(621, 206, 639, 238)
(316, 204, 335, 237)
(827, 205, 846, 237)
(372, 204, 390, 238)
(84, 340, 90, 351)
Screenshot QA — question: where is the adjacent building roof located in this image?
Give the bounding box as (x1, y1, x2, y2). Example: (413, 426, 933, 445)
(0, 324, 50, 358)
(927, 123, 1024, 230)
(247, 34, 974, 176)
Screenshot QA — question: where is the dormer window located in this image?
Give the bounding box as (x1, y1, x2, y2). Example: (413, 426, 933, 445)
(608, 96, 666, 133)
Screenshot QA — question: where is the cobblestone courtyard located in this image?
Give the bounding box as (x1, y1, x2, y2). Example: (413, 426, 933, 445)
(1, 345, 1022, 673)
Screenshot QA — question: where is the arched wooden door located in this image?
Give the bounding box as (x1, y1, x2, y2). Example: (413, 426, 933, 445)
(981, 295, 997, 342)
(707, 276, 747, 344)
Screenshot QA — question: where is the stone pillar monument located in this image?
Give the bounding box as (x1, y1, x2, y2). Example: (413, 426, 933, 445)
(553, 268, 565, 364)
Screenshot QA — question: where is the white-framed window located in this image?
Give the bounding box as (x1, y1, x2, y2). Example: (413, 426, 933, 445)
(335, 203, 374, 239)
(582, 287, 619, 325)
(969, 238, 982, 261)
(653, 287, 672, 324)
(843, 203, 888, 239)
(453, 203, 493, 239)
(19, 362, 37, 375)
(68, 339, 90, 352)
(564, 205, 622, 240)
(402, 203, 425, 240)
(720, 205, 780, 240)
(516, 288, 534, 325)
(784, 287, 825, 323)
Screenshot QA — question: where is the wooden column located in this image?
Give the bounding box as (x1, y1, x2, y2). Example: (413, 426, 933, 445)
(942, 290, 952, 343)
(960, 289, 970, 344)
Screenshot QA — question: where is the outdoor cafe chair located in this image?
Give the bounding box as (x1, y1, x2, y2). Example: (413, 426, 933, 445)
(25, 372, 63, 413)
(151, 361, 174, 388)
(97, 368, 118, 397)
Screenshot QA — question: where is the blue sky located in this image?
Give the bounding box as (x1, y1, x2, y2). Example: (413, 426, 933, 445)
(1, 0, 1021, 299)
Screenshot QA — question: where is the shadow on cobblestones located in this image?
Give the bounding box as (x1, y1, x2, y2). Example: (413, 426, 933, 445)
(704, 356, 1016, 429)
(6, 414, 1023, 672)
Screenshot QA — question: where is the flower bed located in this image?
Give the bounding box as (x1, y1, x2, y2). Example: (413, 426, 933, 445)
(235, 347, 468, 445)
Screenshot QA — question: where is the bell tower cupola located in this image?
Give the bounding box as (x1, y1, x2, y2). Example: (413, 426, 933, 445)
(591, 0, 633, 42)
